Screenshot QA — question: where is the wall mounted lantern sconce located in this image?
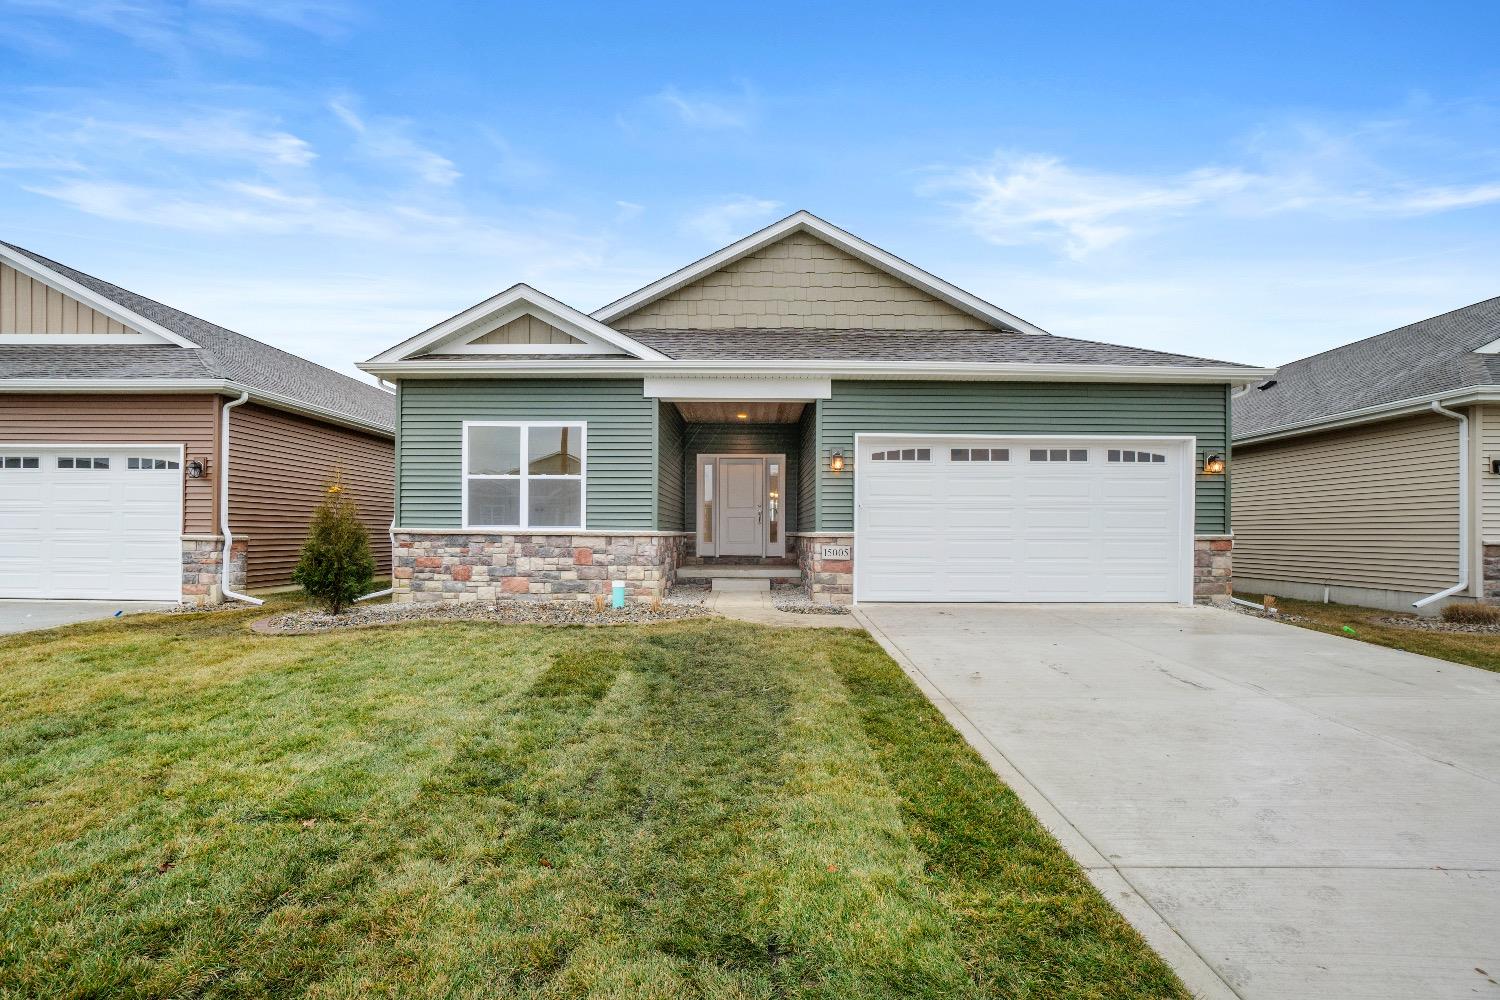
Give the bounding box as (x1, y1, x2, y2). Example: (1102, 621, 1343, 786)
(829, 450, 846, 473)
(1202, 453, 1226, 475)
(185, 458, 206, 479)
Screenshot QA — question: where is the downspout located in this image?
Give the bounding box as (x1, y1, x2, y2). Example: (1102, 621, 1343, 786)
(219, 391, 265, 606)
(356, 520, 397, 602)
(1413, 400, 1469, 608)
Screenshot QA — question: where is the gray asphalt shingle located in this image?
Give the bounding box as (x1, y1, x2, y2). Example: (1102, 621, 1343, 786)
(0, 243, 395, 432)
(1234, 296, 1500, 439)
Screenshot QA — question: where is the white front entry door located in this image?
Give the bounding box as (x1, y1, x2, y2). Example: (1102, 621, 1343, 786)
(717, 457, 765, 556)
(0, 446, 183, 600)
(856, 437, 1191, 603)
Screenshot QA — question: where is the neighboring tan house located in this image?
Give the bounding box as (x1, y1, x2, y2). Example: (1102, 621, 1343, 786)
(0, 242, 395, 604)
(1233, 296, 1500, 613)
(361, 211, 1271, 606)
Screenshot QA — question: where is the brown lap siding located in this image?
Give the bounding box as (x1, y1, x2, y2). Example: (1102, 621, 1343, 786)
(0, 392, 220, 533)
(226, 403, 394, 588)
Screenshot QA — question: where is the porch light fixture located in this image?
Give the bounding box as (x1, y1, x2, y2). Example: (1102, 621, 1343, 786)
(735, 412, 748, 420)
(1202, 453, 1226, 475)
(829, 450, 845, 473)
(185, 459, 206, 479)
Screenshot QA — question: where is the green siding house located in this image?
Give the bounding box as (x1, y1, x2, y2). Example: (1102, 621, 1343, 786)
(363, 212, 1269, 605)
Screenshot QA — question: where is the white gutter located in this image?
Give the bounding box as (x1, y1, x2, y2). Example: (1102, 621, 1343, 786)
(359, 359, 1277, 384)
(1413, 400, 1470, 609)
(355, 521, 397, 602)
(1237, 385, 1500, 446)
(219, 391, 264, 606)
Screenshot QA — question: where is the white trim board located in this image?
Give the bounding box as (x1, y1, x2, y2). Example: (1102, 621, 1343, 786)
(0, 244, 199, 348)
(643, 376, 831, 401)
(366, 284, 667, 364)
(591, 210, 1051, 336)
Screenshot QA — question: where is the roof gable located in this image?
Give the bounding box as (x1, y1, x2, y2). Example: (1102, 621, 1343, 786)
(594, 211, 1048, 335)
(0, 246, 196, 346)
(366, 284, 668, 363)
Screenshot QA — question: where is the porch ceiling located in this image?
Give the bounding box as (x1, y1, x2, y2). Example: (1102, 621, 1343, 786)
(674, 401, 806, 423)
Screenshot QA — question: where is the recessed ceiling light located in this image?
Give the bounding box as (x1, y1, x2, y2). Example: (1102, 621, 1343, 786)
(736, 412, 748, 420)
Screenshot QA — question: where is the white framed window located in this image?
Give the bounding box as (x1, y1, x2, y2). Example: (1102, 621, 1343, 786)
(869, 448, 931, 462)
(127, 457, 180, 470)
(58, 456, 110, 470)
(950, 448, 1010, 462)
(0, 456, 40, 470)
(1028, 448, 1088, 463)
(1107, 449, 1167, 464)
(462, 421, 586, 529)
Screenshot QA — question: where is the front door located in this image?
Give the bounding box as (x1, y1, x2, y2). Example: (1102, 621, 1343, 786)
(717, 458, 765, 556)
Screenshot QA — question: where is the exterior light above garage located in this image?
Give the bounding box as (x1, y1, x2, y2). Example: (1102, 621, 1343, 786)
(1202, 453, 1226, 475)
(735, 412, 748, 420)
(829, 450, 845, 473)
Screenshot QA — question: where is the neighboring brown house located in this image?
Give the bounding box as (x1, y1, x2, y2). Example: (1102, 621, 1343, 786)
(1233, 296, 1500, 614)
(0, 242, 395, 604)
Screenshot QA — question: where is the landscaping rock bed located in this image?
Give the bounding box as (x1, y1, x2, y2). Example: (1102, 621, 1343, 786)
(772, 594, 851, 616)
(253, 599, 713, 635)
(1372, 616, 1500, 635)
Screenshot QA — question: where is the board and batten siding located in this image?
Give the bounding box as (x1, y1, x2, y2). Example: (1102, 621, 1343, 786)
(0, 263, 130, 335)
(814, 380, 1231, 534)
(656, 400, 686, 532)
(1233, 413, 1460, 593)
(0, 392, 220, 532)
(397, 378, 656, 531)
(227, 403, 394, 588)
(681, 422, 801, 534)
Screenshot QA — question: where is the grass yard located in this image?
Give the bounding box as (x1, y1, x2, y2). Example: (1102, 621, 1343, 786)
(1245, 595, 1500, 673)
(0, 602, 1184, 1000)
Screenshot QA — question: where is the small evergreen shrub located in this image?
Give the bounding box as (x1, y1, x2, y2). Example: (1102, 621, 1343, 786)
(1438, 602, 1500, 625)
(293, 477, 375, 615)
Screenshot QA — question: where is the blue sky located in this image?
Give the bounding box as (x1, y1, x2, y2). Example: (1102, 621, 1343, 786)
(4, 1, 1500, 380)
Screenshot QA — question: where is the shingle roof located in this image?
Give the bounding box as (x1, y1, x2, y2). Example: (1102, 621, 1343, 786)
(1234, 296, 1500, 440)
(0, 243, 395, 433)
(623, 328, 1245, 367)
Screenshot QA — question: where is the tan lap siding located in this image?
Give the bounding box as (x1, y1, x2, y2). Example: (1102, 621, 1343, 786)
(227, 403, 394, 588)
(1233, 413, 1460, 592)
(0, 393, 219, 532)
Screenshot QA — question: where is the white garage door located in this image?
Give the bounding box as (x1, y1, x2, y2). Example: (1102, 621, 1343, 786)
(0, 446, 183, 600)
(856, 436, 1191, 603)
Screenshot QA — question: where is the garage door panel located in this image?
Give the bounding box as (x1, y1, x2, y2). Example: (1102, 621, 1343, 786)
(857, 437, 1186, 603)
(0, 446, 181, 600)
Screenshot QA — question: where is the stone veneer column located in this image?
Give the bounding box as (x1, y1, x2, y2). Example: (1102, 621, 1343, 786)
(795, 534, 855, 605)
(1483, 544, 1500, 600)
(1193, 535, 1233, 602)
(391, 532, 689, 604)
(181, 536, 247, 606)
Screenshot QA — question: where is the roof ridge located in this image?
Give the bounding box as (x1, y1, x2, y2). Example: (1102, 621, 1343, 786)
(1274, 293, 1500, 369)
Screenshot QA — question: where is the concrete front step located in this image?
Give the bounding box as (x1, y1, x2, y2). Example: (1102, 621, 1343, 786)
(711, 577, 770, 592)
(676, 566, 793, 580)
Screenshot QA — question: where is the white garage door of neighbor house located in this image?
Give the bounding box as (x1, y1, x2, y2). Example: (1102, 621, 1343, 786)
(0, 446, 183, 601)
(855, 437, 1192, 603)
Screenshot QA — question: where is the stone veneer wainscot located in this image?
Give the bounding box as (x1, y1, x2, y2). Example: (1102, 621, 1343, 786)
(1194, 536, 1233, 602)
(181, 536, 247, 605)
(392, 531, 688, 603)
(794, 534, 855, 606)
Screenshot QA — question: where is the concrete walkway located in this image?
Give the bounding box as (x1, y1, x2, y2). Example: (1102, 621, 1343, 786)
(0, 599, 175, 635)
(856, 602, 1500, 1000)
(704, 590, 861, 628)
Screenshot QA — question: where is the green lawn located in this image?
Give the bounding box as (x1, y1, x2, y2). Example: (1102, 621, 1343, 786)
(1242, 595, 1500, 673)
(0, 602, 1184, 999)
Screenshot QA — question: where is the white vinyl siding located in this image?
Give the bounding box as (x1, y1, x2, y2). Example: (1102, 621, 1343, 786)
(1233, 413, 1460, 593)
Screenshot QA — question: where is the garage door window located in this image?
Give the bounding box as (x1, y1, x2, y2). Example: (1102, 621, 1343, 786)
(127, 457, 181, 470)
(57, 457, 110, 470)
(870, 448, 930, 462)
(1029, 448, 1088, 462)
(1108, 450, 1167, 464)
(950, 448, 1009, 462)
(1, 456, 39, 470)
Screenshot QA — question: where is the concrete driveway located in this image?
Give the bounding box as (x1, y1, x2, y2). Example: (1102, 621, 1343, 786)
(0, 600, 174, 635)
(856, 603, 1500, 1000)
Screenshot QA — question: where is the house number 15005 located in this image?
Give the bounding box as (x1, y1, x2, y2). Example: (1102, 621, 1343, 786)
(819, 544, 851, 559)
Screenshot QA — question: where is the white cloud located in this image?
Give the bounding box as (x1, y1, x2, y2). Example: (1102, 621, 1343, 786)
(682, 195, 782, 243)
(928, 123, 1500, 259)
(648, 85, 756, 130)
(0, 0, 356, 58)
(614, 200, 645, 222)
(329, 96, 459, 186)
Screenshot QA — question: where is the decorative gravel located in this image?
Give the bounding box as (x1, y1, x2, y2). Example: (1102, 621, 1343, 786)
(1371, 616, 1500, 634)
(161, 601, 258, 615)
(771, 594, 851, 616)
(663, 585, 711, 607)
(253, 599, 713, 635)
